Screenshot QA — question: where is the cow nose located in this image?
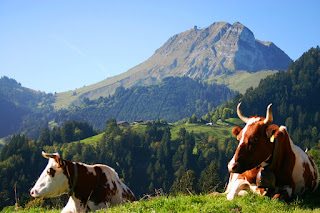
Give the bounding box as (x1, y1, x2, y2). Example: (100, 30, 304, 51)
(30, 189, 37, 197)
(228, 162, 239, 173)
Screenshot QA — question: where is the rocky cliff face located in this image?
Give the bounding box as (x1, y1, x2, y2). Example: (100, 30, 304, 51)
(54, 22, 292, 108)
(150, 22, 291, 78)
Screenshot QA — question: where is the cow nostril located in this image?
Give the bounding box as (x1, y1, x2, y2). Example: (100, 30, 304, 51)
(228, 163, 239, 173)
(30, 189, 37, 196)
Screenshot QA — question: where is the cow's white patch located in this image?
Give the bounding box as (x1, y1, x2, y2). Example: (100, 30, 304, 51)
(61, 197, 77, 213)
(87, 200, 108, 211)
(225, 172, 266, 200)
(279, 126, 319, 195)
(101, 165, 119, 188)
(86, 165, 97, 176)
(227, 156, 236, 172)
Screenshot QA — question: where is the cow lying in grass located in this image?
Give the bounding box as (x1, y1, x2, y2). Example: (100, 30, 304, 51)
(224, 103, 319, 201)
(30, 152, 135, 212)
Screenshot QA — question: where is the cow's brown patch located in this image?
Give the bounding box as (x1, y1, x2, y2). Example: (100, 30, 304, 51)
(60, 161, 110, 207)
(122, 187, 136, 202)
(308, 155, 319, 186)
(237, 167, 262, 183)
(303, 161, 318, 192)
(272, 129, 296, 193)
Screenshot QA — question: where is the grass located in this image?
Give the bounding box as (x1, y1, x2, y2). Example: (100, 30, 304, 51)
(78, 133, 105, 145)
(4, 193, 320, 213)
(170, 122, 234, 143)
(104, 193, 320, 213)
(208, 70, 278, 94)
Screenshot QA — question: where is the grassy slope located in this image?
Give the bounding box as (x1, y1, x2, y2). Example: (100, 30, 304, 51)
(209, 70, 279, 94)
(3, 193, 320, 212)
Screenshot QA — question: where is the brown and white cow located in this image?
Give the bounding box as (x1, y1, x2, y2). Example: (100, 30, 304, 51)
(225, 103, 319, 200)
(30, 152, 135, 212)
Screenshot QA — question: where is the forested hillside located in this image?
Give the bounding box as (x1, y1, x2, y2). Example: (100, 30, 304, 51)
(0, 77, 54, 138)
(54, 76, 237, 129)
(0, 76, 235, 140)
(205, 46, 320, 151)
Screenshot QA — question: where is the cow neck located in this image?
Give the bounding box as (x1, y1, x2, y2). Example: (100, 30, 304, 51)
(262, 136, 280, 171)
(64, 160, 78, 196)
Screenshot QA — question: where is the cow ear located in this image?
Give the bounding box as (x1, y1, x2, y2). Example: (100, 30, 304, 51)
(53, 156, 66, 168)
(232, 126, 243, 140)
(58, 158, 66, 168)
(266, 124, 279, 138)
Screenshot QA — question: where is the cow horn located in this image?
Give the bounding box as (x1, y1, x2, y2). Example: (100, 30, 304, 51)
(42, 151, 60, 159)
(264, 104, 273, 125)
(237, 103, 249, 123)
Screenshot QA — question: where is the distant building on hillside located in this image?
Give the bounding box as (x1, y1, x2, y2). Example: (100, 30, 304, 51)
(117, 121, 130, 127)
(134, 120, 143, 124)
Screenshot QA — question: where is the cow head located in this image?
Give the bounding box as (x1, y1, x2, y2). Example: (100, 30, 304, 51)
(228, 103, 279, 174)
(30, 152, 69, 198)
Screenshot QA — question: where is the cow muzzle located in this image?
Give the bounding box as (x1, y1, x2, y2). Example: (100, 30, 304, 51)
(30, 189, 41, 198)
(30, 189, 38, 197)
(228, 162, 240, 173)
(228, 158, 247, 174)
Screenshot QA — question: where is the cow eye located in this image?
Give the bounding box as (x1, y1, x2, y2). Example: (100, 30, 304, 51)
(249, 137, 258, 144)
(47, 168, 56, 177)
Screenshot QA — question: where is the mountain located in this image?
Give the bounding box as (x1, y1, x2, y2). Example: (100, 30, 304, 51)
(54, 22, 292, 109)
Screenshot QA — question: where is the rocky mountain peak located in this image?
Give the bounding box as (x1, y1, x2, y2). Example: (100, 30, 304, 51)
(153, 21, 291, 77)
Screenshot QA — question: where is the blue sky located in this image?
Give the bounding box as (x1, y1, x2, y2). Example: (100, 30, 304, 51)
(0, 0, 319, 93)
